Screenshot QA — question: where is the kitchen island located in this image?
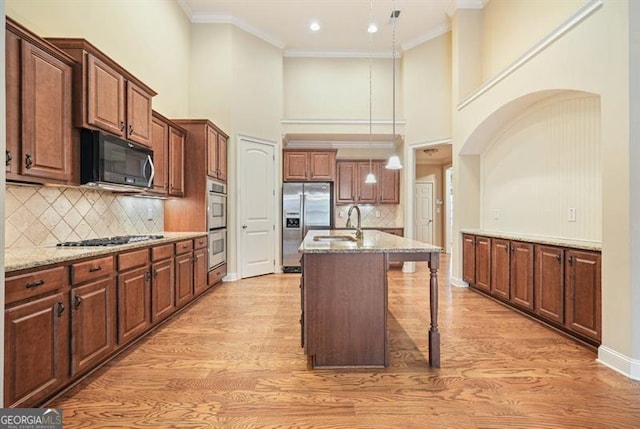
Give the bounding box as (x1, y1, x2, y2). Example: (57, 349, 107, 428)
(298, 229, 442, 368)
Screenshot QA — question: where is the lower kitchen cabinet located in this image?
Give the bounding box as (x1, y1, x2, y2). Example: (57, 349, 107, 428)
(474, 236, 492, 293)
(193, 237, 208, 296)
(463, 233, 601, 346)
(175, 239, 195, 308)
(208, 263, 227, 287)
(117, 250, 152, 345)
(4, 292, 69, 408)
(151, 244, 175, 324)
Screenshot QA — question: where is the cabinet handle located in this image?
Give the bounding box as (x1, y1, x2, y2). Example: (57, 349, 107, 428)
(568, 255, 574, 266)
(88, 266, 102, 273)
(510, 246, 515, 254)
(26, 279, 45, 289)
(145, 271, 151, 282)
(556, 254, 562, 263)
(5, 150, 12, 166)
(128, 125, 134, 136)
(120, 121, 126, 131)
(57, 301, 65, 317)
(25, 154, 33, 169)
(74, 295, 83, 310)
(153, 269, 158, 278)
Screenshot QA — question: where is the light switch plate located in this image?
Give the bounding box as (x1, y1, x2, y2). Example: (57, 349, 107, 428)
(568, 208, 576, 222)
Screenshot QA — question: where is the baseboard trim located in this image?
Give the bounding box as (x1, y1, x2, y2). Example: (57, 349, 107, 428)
(223, 272, 240, 282)
(597, 346, 640, 380)
(450, 276, 468, 288)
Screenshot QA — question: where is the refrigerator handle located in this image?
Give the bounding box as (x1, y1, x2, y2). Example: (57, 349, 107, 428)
(300, 193, 305, 238)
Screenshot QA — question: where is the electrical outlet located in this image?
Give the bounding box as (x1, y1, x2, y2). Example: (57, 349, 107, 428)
(568, 208, 576, 222)
(338, 210, 344, 218)
(147, 208, 154, 220)
(492, 209, 499, 220)
(375, 210, 381, 218)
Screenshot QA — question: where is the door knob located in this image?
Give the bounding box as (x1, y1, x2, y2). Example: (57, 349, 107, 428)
(242, 225, 248, 229)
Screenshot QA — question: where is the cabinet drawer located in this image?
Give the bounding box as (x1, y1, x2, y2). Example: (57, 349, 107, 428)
(194, 236, 207, 250)
(71, 256, 114, 285)
(118, 249, 150, 271)
(208, 263, 226, 286)
(151, 244, 174, 262)
(175, 240, 193, 255)
(6, 266, 66, 305)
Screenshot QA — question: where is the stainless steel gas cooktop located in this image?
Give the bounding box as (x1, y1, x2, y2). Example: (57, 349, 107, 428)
(56, 234, 164, 247)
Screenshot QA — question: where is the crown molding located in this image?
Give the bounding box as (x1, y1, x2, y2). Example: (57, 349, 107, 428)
(284, 50, 400, 59)
(402, 23, 451, 51)
(283, 140, 396, 149)
(281, 118, 407, 126)
(447, 0, 484, 17)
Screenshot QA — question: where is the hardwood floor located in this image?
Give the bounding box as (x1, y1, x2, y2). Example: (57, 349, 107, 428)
(50, 254, 640, 428)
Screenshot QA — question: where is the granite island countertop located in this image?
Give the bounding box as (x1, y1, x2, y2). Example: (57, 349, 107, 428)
(5, 232, 207, 273)
(459, 229, 602, 251)
(298, 229, 442, 254)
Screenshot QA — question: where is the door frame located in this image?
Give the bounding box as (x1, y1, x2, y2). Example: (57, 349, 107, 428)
(414, 181, 435, 244)
(235, 134, 279, 279)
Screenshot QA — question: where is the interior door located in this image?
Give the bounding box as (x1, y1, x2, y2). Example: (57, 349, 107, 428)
(240, 137, 276, 278)
(415, 182, 434, 243)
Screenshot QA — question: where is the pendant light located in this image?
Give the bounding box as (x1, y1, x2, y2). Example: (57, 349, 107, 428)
(365, 0, 377, 184)
(385, 4, 402, 170)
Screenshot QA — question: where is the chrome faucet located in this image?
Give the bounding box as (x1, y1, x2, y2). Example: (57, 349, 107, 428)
(346, 205, 362, 240)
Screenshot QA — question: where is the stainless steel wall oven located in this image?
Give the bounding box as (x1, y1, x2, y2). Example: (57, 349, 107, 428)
(207, 178, 226, 269)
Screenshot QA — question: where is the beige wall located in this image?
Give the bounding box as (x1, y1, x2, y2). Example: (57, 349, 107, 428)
(6, 0, 192, 117)
(452, 0, 637, 376)
(482, 0, 589, 80)
(481, 93, 601, 241)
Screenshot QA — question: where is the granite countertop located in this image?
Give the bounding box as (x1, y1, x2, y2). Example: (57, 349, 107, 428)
(299, 229, 441, 254)
(5, 232, 207, 273)
(460, 229, 602, 251)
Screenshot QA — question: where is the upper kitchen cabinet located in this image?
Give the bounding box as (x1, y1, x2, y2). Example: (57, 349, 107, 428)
(206, 125, 228, 182)
(283, 150, 336, 182)
(46, 38, 157, 147)
(335, 160, 400, 204)
(6, 18, 75, 185)
(150, 111, 186, 197)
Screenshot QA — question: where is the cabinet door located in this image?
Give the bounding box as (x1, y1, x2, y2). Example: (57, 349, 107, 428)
(357, 162, 377, 203)
(151, 258, 175, 323)
(565, 250, 601, 341)
(126, 81, 153, 146)
(474, 236, 491, 293)
(6, 29, 20, 178)
(169, 126, 185, 197)
(377, 162, 400, 204)
(462, 234, 476, 284)
(4, 292, 69, 407)
(217, 134, 227, 182)
(336, 161, 356, 204)
(510, 241, 534, 310)
(117, 266, 151, 344)
(283, 151, 309, 181)
(21, 40, 72, 182)
(207, 126, 218, 178)
(491, 239, 510, 300)
(71, 277, 117, 376)
(535, 245, 564, 324)
(150, 114, 169, 194)
(193, 248, 208, 296)
(309, 151, 335, 181)
(175, 253, 194, 308)
(87, 54, 126, 137)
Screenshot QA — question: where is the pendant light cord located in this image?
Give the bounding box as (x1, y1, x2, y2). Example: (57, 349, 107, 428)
(369, 0, 373, 175)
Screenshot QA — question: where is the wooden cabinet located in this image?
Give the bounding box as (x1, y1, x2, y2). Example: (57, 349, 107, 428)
(207, 126, 228, 182)
(6, 18, 75, 185)
(474, 236, 492, 293)
(565, 249, 601, 342)
(150, 244, 176, 324)
(117, 250, 151, 345)
(47, 38, 156, 147)
(463, 233, 601, 345)
(151, 112, 186, 196)
(175, 240, 195, 308)
(193, 239, 209, 297)
(283, 150, 336, 182)
(336, 160, 400, 204)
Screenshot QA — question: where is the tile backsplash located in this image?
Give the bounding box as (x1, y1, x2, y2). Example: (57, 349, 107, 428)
(334, 204, 403, 229)
(5, 184, 163, 248)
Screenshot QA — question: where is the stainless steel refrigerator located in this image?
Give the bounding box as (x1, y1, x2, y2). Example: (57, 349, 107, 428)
(282, 182, 333, 272)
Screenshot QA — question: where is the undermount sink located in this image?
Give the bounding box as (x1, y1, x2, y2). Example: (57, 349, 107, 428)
(313, 235, 358, 242)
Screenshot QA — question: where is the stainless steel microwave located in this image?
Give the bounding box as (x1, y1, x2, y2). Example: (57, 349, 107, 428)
(80, 129, 154, 192)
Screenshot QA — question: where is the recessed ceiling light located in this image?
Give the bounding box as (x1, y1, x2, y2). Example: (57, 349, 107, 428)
(310, 21, 320, 32)
(368, 23, 378, 33)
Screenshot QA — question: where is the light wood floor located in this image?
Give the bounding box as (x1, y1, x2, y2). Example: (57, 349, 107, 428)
(51, 255, 640, 428)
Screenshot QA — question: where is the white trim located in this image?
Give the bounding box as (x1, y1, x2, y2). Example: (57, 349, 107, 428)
(457, 0, 603, 110)
(408, 138, 453, 149)
(236, 134, 279, 279)
(447, 0, 484, 17)
(402, 23, 451, 51)
(597, 346, 640, 381)
(284, 141, 395, 150)
(284, 50, 400, 59)
(222, 273, 240, 282)
(450, 276, 469, 288)
(281, 118, 407, 126)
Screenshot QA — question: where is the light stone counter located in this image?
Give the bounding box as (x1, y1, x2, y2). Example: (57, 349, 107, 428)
(5, 232, 207, 273)
(459, 229, 601, 252)
(298, 229, 442, 254)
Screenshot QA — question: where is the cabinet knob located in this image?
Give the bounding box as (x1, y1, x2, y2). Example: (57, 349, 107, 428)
(25, 154, 33, 169)
(120, 121, 126, 131)
(5, 150, 12, 166)
(128, 125, 134, 136)
(74, 295, 83, 310)
(57, 301, 65, 317)
(568, 255, 574, 266)
(556, 254, 562, 263)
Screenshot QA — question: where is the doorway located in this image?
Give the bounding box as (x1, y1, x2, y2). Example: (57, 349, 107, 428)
(446, 166, 453, 254)
(237, 135, 276, 278)
(414, 182, 434, 244)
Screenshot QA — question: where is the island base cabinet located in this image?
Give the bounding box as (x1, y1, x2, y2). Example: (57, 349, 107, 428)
(4, 292, 69, 408)
(303, 253, 387, 368)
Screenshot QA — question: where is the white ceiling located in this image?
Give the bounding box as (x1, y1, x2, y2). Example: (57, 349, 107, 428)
(178, 0, 483, 56)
